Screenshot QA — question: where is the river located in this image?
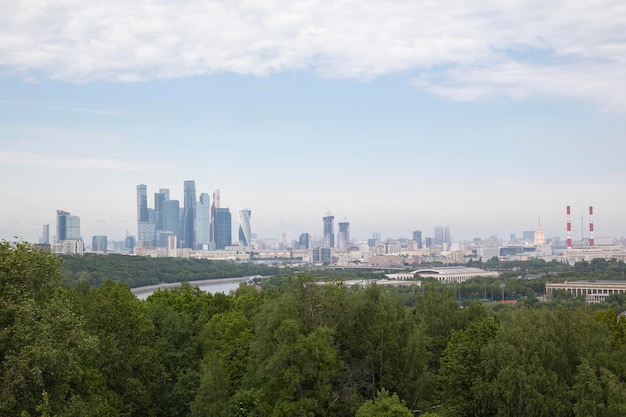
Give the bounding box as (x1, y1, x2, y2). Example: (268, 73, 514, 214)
(131, 276, 262, 300)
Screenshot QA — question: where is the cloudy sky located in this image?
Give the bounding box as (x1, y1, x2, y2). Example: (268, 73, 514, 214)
(1, 0, 625, 244)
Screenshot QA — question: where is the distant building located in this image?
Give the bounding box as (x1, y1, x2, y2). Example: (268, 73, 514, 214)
(41, 224, 50, 245)
(92, 235, 107, 253)
(414, 266, 498, 283)
(213, 207, 232, 250)
(546, 280, 626, 303)
(299, 233, 311, 249)
(238, 208, 252, 247)
(312, 247, 332, 264)
(323, 215, 335, 248)
(124, 236, 135, 253)
(180, 180, 196, 249)
(196, 193, 211, 249)
(56, 210, 81, 242)
(413, 230, 422, 249)
(434, 226, 450, 245)
(337, 222, 350, 250)
(162, 199, 180, 246)
(522, 230, 535, 241)
(62, 239, 84, 255)
(534, 219, 546, 246)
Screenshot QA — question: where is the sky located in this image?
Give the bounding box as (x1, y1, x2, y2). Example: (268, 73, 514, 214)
(1, 0, 625, 244)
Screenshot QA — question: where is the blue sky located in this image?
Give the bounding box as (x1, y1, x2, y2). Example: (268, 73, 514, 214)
(1, 0, 625, 243)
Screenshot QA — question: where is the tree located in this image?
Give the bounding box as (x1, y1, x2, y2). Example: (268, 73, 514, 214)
(0, 241, 102, 416)
(355, 389, 413, 417)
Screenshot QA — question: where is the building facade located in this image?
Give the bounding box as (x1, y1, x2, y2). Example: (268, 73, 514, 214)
(213, 207, 232, 250)
(337, 222, 350, 250)
(238, 208, 252, 247)
(56, 210, 81, 242)
(323, 215, 335, 248)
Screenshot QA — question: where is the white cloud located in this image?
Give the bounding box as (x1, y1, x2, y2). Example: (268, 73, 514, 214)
(0, 0, 624, 108)
(0, 151, 145, 171)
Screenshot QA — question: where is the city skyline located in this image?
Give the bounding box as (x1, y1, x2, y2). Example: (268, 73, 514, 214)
(1, 1, 625, 243)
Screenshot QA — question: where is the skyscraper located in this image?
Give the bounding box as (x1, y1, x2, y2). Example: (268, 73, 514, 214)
(299, 232, 311, 249)
(210, 188, 221, 246)
(323, 214, 335, 248)
(137, 184, 154, 246)
(238, 208, 252, 247)
(180, 180, 196, 249)
(137, 184, 149, 223)
(337, 221, 350, 250)
(162, 199, 180, 245)
(154, 189, 169, 232)
(42, 224, 49, 245)
(92, 235, 108, 253)
(434, 226, 450, 245)
(56, 210, 81, 242)
(214, 207, 232, 250)
(413, 230, 422, 249)
(195, 193, 211, 249)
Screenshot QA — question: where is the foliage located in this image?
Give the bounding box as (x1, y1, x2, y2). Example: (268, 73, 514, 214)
(7, 244, 626, 417)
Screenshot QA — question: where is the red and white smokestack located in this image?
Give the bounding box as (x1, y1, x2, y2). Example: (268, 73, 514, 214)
(566, 205, 572, 248)
(589, 206, 595, 247)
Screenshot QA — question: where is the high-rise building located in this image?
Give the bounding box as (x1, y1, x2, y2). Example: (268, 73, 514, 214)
(210, 189, 221, 246)
(56, 210, 81, 242)
(154, 189, 169, 232)
(413, 230, 422, 248)
(92, 235, 108, 253)
(434, 226, 450, 245)
(213, 207, 232, 250)
(323, 214, 335, 248)
(162, 199, 180, 246)
(337, 222, 350, 250)
(195, 193, 211, 250)
(137, 184, 149, 223)
(238, 208, 252, 247)
(41, 224, 49, 245)
(179, 180, 196, 249)
(124, 235, 136, 253)
(299, 233, 311, 249)
(137, 184, 154, 247)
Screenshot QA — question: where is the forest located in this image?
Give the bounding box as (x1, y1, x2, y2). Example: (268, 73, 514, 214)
(4, 240, 626, 417)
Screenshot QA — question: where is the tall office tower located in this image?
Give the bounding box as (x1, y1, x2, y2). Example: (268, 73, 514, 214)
(299, 233, 311, 249)
(137, 184, 149, 223)
(179, 180, 197, 249)
(195, 193, 211, 249)
(425, 237, 433, 248)
(323, 214, 335, 248)
(42, 224, 49, 244)
(154, 189, 169, 231)
(213, 207, 232, 250)
(337, 222, 350, 250)
(92, 235, 108, 253)
(210, 188, 221, 246)
(162, 199, 180, 246)
(124, 236, 136, 253)
(137, 184, 154, 246)
(434, 226, 450, 245)
(238, 208, 252, 247)
(56, 210, 81, 242)
(412, 230, 422, 249)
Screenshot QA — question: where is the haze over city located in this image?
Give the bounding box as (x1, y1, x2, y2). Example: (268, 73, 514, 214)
(1, 0, 625, 243)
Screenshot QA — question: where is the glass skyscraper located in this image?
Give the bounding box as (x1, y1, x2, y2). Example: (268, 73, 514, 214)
(56, 210, 81, 242)
(323, 215, 335, 248)
(238, 208, 252, 247)
(195, 193, 211, 249)
(180, 180, 196, 249)
(213, 207, 232, 250)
